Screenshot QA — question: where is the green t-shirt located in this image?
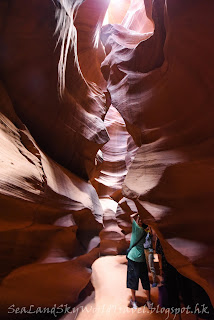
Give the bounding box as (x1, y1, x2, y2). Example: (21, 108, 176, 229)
(127, 220, 146, 262)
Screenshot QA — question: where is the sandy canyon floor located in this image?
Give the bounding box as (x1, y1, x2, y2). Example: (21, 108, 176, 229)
(62, 255, 197, 320)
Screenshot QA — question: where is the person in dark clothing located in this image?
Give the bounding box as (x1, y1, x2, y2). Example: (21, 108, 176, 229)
(179, 276, 214, 319)
(156, 238, 214, 320)
(144, 226, 157, 287)
(156, 237, 180, 310)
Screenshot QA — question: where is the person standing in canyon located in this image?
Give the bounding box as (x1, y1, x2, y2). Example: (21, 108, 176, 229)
(126, 213, 152, 310)
(144, 226, 158, 287)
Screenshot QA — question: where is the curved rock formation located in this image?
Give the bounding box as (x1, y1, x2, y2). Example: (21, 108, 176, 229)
(99, 198, 126, 255)
(0, 0, 111, 317)
(91, 106, 132, 255)
(1, 0, 214, 316)
(92, 105, 128, 198)
(75, 0, 110, 87)
(0, 80, 104, 317)
(101, 0, 214, 304)
(0, 0, 109, 180)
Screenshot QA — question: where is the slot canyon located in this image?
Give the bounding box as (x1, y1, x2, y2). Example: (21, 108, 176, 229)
(0, 0, 214, 319)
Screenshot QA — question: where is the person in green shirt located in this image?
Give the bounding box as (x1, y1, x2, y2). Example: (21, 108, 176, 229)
(127, 213, 152, 310)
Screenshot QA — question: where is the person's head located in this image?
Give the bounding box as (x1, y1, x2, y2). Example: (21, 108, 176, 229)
(144, 225, 150, 232)
(141, 220, 149, 230)
(136, 215, 149, 229)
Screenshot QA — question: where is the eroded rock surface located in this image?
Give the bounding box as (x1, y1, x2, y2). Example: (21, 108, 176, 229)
(0, 80, 104, 317)
(92, 106, 128, 198)
(0, 0, 109, 180)
(101, 0, 214, 304)
(0, 0, 111, 316)
(0, 0, 214, 315)
(91, 105, 128, 255)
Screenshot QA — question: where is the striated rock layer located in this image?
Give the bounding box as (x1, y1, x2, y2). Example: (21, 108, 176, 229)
(101, 0, 214, 304)
(75, 0, 110, 88)
(91, 105, 139, 255)
(91, 106, 129, 255)
(92, 105, 128, 198)
(0, 0, 109, 180)
(0, 0, 112, 317)
(0, 80, 104, 318)
(1, 0, 214, 315)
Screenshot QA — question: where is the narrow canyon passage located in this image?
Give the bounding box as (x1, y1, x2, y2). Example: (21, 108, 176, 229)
(0, 0, 214, 319)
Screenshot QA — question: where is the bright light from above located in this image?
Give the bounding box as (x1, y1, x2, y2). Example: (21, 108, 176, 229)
(103, 9, 109, 25)
(110, 0, 126, 4)
(103, 0, 130, 26)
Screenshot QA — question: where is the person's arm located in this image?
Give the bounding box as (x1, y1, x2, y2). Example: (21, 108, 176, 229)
(130, 212, 139, 223)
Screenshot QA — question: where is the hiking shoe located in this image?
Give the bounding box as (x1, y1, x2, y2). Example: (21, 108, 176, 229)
(152, 282, 157, 287)
(130, 299, 138, 309)
(146, 300, 153, 310)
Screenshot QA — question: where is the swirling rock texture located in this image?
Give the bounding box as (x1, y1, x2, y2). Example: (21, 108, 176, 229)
(75, 0, 110, 88)
(90, 105, 140, 255)
(101, 0, 214, 305)
(1, 0, 214, 317)
(91, 105, 133, 255)
(92, 105, 128, 198)
(0, 80, 104, 317)
(0, 0, 111, 317)
(0, 0, 109, 180)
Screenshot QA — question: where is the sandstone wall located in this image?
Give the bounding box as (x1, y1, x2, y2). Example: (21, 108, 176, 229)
(0, 80, 104, 317)
(0, 0, 110, 317)
(101, 0, 214, 304)
(0, 0, 214, 314)
(0, 0, 109, 180)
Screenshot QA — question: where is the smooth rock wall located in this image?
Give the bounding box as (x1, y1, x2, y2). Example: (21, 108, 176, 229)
(101, 0, 214, 304)
(0, 0, 109, 180)
(0, 44, 104, 319)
